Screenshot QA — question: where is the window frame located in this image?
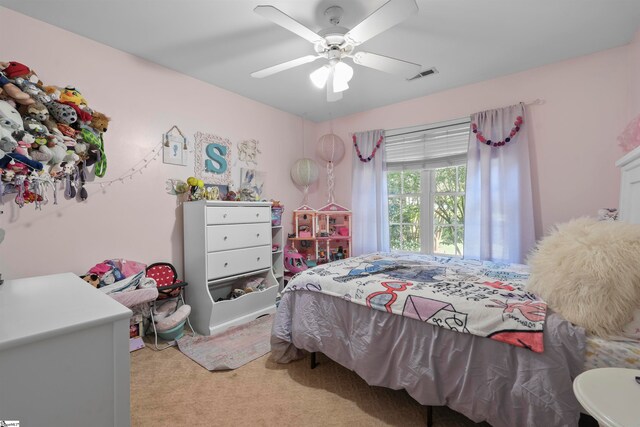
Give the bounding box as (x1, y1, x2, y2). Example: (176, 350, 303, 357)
(423, 162, 466, 256)
(387, 161, 467, 256)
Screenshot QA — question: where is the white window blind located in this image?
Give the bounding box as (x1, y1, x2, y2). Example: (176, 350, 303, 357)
(385, 118, 470, 171)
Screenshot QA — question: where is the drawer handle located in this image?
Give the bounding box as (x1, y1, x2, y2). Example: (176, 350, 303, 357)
(256, 233, 260, 237)
(257, 257, 261, 262)
(224, 262, 228, 267)
(223, 236, 228, 241)
(256, 213, 259, 217)
(223, 214, 227, 218)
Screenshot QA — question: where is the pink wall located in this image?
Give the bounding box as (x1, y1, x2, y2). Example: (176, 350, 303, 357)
(311, 44, 630, 239)
(0, 8, 312, 279)
(628, 29, 640, 119)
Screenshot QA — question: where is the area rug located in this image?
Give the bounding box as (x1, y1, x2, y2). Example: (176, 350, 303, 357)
(177, 315, 272, 370)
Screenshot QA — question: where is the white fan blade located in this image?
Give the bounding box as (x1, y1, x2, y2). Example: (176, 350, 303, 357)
(254, 5, 324, 44)
(345, 0, 418, 46)
(251, 55, 321, 78)
(352, 51, 421, 78)
(326, 68, 342, 102)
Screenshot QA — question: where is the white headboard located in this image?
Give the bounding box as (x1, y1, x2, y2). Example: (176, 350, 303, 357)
(617, 145, 640, 224)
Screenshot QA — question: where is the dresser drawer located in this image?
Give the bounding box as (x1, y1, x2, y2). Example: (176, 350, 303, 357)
(206, 223, 271, 252)
(206, 206, 270, 225)
(206, 245, 271, 280)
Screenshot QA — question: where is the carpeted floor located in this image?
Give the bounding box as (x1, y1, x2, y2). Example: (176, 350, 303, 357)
(131, 345, 486, 426)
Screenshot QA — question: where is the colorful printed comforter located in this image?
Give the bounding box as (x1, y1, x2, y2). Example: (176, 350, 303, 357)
(284, 252, 547, 352)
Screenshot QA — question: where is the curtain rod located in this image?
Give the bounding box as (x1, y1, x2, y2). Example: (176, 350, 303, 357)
(386, 98, 545, 139)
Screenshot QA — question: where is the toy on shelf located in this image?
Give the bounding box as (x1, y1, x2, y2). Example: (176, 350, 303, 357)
(284, 245, 308, 274)
(186, 176, 205, 200)
(271, 200, 284, 226)
(287, 202, 352, 265)
(293, 205, 316, 239)
(315, 202, 352, 262)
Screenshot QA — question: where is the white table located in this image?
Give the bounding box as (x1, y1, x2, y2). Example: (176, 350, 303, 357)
(573, 367, 640, 427)
(0, 273, 132, 427)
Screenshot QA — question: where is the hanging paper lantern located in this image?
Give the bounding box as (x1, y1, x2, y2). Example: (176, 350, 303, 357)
(290, 158, 319, 187)
(317, 134, 345, 164)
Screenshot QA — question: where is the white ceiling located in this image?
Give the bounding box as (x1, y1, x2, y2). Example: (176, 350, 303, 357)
(3, 0, 640, 122)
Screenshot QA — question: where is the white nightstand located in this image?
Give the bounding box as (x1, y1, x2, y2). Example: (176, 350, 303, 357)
(573, 367, 640, 427)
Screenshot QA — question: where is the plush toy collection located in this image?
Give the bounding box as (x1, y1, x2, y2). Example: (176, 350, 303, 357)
(0, 61, 110, 207)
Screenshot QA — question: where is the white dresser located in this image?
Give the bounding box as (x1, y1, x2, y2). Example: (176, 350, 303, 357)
(183, 201, 279, 335)
(0, 273, 131, 427)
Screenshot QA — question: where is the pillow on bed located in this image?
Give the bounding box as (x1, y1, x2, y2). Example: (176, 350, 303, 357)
(526, 217, 640, 337)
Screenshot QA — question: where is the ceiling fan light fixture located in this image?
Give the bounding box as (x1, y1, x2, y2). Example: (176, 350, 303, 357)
(333, 61, 353, 93)
(334, 61, 353, 83)
(310, 65, 331, 88)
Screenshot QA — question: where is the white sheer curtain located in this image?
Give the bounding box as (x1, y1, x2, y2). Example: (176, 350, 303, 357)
(464, 103, 535, 263)
(351, 129, 390, 255)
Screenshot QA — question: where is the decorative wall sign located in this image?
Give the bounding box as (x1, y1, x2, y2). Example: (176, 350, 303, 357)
(163, 126, 188, 166)
(240, 168, 266, 198)
(237, 139, 261, 166)
(194, 132, 231, 185)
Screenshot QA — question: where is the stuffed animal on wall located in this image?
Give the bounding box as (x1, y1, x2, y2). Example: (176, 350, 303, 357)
(0, 100, 23, 153)
(43, 85, 61, 101)
(0, 59, 112, 207)
(0, 71, 33, 106)
(59, 86, 87, 107)
(0, 127, 17, 154)
(11, 130, 34, 157)
(0, 99, 23, 132)
(19, 102, 57, 132)
(12, 78, 51, 105)
(1, 168, 15, 182)
(0, 153, 43, 171)
(0, 61, 41, 85)
(90, 111, 110, 133)
(47, 101, 77, 125)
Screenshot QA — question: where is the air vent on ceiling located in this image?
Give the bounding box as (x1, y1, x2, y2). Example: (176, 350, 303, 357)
(407, 67, 438, 81)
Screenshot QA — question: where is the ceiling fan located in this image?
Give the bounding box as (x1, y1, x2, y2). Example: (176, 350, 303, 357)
(251, 0, 423, 102)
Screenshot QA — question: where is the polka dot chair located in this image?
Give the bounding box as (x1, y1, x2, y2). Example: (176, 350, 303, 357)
(145, 262, 194, 349)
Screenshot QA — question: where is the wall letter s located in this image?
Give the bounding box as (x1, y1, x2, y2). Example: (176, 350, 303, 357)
(205, 143, 228, 173)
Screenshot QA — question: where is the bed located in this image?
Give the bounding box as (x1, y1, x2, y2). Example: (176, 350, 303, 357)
(272, 147, 640, 427)
(271, 253, 587, 426)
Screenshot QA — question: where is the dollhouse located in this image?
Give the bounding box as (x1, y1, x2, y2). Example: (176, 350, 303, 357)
(287, 203, 352, 267)
(315, 203, 352, 263)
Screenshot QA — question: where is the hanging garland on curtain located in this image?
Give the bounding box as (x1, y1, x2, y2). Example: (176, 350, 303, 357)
(352, 134, 383, 162)
(472, 115, 523, 147)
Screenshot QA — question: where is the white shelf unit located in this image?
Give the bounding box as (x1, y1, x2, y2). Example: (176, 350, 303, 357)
(183, 200, 278, 335)
(272, 225, 284, 290)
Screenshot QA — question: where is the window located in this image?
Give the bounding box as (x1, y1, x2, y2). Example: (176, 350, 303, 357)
(386, 119, 469, 256)
(388, 171, 421, 252)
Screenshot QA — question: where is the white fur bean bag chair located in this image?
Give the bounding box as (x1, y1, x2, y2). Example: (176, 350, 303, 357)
(526, 217, 640, 337)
